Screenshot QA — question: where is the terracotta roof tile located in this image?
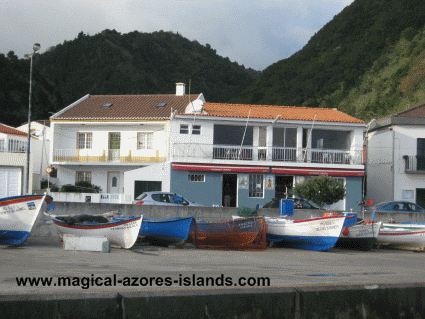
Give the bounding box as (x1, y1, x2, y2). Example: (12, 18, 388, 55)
(54, 94, 201, 120)
(392, 103, 425, 118)
(0, 124, 29, 137)
(191, 103, 364, 124)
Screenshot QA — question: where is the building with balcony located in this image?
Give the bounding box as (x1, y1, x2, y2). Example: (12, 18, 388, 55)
(0, 124, 35, 197)
(50, 83, 205, 201)
(125, 101, 365, 210)
(366, 104, 425, 208)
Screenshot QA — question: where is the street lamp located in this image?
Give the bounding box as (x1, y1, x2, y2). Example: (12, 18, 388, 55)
(24, 43, 41, 194)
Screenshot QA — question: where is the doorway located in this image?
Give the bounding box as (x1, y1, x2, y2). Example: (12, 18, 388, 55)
(222, 174, 237, 207)
(417, 188, 425, 209)
(275, 175, 294, 199)
(108, 172, 120, 193)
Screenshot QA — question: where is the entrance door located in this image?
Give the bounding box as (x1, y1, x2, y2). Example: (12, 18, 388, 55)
(417, 188, 425, 209)
(275, 175, 293, 199)
(222, 174, 237, 207)
(108, 132, 121, 161)
(108, 172, 120, 193)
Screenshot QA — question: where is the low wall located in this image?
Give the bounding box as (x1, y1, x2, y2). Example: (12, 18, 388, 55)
(2, 283, 425, 319)
(31, 201, 425, 239)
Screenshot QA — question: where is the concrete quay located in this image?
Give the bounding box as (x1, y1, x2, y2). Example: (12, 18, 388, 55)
(1, 235, 425, 319)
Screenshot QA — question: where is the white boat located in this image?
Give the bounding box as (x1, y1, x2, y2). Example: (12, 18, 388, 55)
(336, 220, 382, 251)
(51, 214, 143, 249)
(0, 194, 52, 245)
(264, 214, 346, 251)
(377, 223, 425, 251)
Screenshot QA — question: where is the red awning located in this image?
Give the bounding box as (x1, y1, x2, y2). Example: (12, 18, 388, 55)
(271, 167, 364, 177)
(172, 163, 269, 173)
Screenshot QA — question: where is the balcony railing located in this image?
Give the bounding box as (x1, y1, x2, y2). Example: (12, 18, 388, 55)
(403, 155, 425, 173)
(49, 192, 132, 204)
(52, 149, 164, 164)
(173, 143, 363, 165)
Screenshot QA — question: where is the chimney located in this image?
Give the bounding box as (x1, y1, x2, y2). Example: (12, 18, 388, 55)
(176, 83, 186, 96)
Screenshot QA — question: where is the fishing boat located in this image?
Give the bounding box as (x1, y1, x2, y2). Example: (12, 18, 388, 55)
(114, 215, 194, 246)
(188, 216, 268, 251)
(265, 213, 346, 251)
(50, 214, 143, 249)
(376, 222, 425, 251)
(335, 213, 382, 251)
(0, 193, 52, 245)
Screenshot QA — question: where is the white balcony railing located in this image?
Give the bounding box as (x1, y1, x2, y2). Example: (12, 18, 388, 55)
(49, 192, 132, 204)
(52, 149, 164, 164)
(173, 143, 364, 165)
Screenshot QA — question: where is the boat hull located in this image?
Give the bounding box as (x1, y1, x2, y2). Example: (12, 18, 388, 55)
(266, 216, 346, 251)
(335, 221, 382, 251)
(139, 216, 194, 246)
(377, 226, 425, 251)
(190, 217, 267, 251)
(0, 194, 52, 245)
(52, 216, 143, 249)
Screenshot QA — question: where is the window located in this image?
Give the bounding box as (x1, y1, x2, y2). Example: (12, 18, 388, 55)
(180, 124, 189, 134)
(76, 171, 91, 183)
(0, 139, 4, 152)
(77, 132, 92, 149)
(192, 125, 201, 135)
(8, 139, 27, 153)
(137, 132, 153, 149)
(188, 174, 205, 182)
(112, 176, 117, 187)
(249, 174, 264, 198)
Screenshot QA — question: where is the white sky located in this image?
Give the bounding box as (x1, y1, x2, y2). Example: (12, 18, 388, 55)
(1, 0, 354, 70)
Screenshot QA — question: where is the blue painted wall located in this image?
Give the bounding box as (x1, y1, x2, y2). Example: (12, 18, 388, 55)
(170, 170, 223, 206)
(344, 176, 363, 211)
(170, 169, 363, 210)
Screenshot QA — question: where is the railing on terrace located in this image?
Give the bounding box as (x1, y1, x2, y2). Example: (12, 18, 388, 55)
(49, 192, 133, 204)
(173, 143, 364, 165)
(52, 149, 164, 164)
(403, 155, 425, 173)
(0, 139, 28, 153)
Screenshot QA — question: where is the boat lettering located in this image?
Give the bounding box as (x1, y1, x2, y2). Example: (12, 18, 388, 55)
(237, 221, 254, 229)
(0, 204, 26, 215)
(316, 225, 339, 231)
(355, 230, 372, 237)
(111, 221, 138, 230)
(319, 220, 335, 226)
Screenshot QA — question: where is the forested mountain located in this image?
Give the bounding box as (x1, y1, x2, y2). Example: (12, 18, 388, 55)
(235, 0, 425, 121)
(0, 29, 260, 127)
(4, 0, 425, 127)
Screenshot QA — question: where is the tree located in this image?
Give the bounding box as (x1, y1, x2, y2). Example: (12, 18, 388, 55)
(293, 175, 345, 211)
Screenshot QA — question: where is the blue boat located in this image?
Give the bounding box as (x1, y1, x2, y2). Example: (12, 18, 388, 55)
(0, 194, 53, 245)
(114, 215, 194, 246)
(139, 216, 194, 246)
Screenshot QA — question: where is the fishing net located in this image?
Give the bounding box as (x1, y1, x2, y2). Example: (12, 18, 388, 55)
(187, 217, 268, 251)
(237, 205, 259, 217)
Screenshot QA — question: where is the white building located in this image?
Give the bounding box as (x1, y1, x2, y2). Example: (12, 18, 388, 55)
(366, 104, 425, 208)
(0, 124, 34, 197)
(16, 120, 51, 183)
(50, 83, 205, 203)
(51, 83, 365, 209)
(126, 99, 365, 210)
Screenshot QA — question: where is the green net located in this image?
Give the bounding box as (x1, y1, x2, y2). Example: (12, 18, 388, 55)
(237, 205, 259, 217)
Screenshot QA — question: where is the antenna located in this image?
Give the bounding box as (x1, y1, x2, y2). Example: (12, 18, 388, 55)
(303, 113, 316, 162)
(238, 109, 251, 160)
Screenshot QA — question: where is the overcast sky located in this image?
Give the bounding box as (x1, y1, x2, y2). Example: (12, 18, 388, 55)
(1, 0, 354, 71)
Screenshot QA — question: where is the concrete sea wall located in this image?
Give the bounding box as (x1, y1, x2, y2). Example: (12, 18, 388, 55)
(2, 283, 425, 318)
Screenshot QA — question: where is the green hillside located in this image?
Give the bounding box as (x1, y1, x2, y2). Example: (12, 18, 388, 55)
(235, 0, 425, 121)
(1, 29, 260, 127)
